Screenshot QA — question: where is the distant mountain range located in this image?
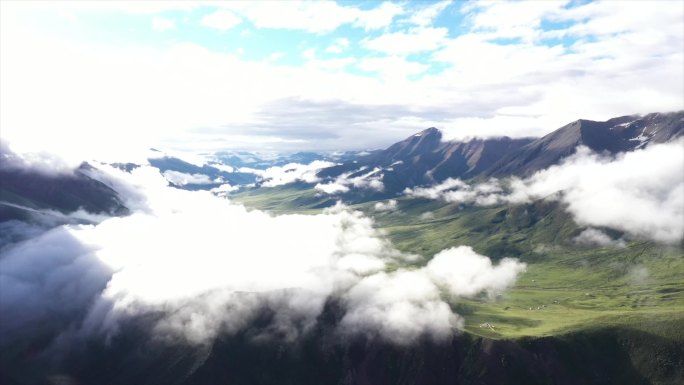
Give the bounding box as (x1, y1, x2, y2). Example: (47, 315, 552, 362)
(318, 128, 533, 192)
(211, 149, 374, 170)
(318, 111, 684, 194)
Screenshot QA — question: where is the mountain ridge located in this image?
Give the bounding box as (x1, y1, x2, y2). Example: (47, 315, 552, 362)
(485, 111, 684, 177)
(316, 110, 683, 195)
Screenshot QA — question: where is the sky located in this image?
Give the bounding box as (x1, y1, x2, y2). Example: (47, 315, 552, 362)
(1, 0, 683, 160)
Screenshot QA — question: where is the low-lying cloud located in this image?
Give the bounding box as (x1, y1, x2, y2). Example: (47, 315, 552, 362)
(0, 162, 525, 350)
(573, 228, 626, 248)
(1, 142, 79, 175)
(342, 246, 526, 344)
(316, 166, 385, 194)
(162, 170, 214, 185)
(240, 160, 335, 187)
(210, 183, 239, 197)
(405, 178, 507, 206)
(404, 140, 684, 243)
(374, 199, 398, 212)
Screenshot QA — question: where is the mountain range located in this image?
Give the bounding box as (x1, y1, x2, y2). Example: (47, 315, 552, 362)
(318, 111, 684, 194)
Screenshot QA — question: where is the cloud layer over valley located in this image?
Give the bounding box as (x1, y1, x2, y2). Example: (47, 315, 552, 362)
(0, 161, 525, 350)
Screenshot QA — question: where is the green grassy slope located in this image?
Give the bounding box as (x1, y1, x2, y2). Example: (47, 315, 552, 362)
(368, 197, 684, 340)
(231, 183, 333, 213)
(231, 187, 684, 341)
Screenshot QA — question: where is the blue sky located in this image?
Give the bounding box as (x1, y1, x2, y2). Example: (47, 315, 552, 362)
(1, 1, 682, 160)
(30, 1, 582, 75)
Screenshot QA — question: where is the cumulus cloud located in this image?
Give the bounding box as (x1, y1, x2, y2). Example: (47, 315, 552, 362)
(420, 211, 435, 220)
(315, 167, 385, 195)
(210, 183, 238, 197)
(200, 9, 241, 31)
(519, 140, 684, 243)
(425, 246, 527, 298)
(341, 246, 525, 344)
(573, 228, 626, 248)
(340, 270, 458, 344)
(405, 178, 506, 206)
(240, 160, 335, 187)
(374, 199, 397, 212)
(361, 27, 449, 56)
(404, 140, 684, 243)
(353, 1, 405, 31)
(162, 170, 214, 186)
(214, 1, 402, 34)
(210, 163, 235, 173)
(325, 37, 350, 54)
(315, 181, 350, 195)
(151, 16, 175, 32)
(406, 1, 451, 27)
(0, 163, 525, 349)
(0, 142, 79, 175)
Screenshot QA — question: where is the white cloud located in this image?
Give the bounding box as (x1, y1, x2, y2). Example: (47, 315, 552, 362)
(210, 183, 238, 197)
(1, 1, 681, 155)
(406, 178, 469, 200)
(519, 141, 684, 244)
(354, 1, 404, 31)
(404, 140, 684, 244)
(407, 1, 451, 27)
(374, 199, 397, 212)
(200, 9, 241, 31)
(573, 228, 626, 248)
(357, 56, 430, 80)
(325, 37, 350, 54)
(0, 163, 525, 347)
(302, 47, 316, 60)
(241, 160, 335, 187)
(218, 1, 383, 34)
(464, 0, 568, 41)
(210, 163, 235, 173)
(315, 182, 349, 195)
(341, 246, 525, 343)
(361, 27, 449, 55)
(425, 246, 526, 298)
(151, 16, 175, 32)
(0, 142, 80, 175)
(420, 211, 435, 220)
(405, 178, 508, 206)
(340, 270, 458, 344)
(551, 1, 683, 39)
(316, 167, 385, 195)
(266, 52, 284, 62)
(162, 170, 213, 185)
